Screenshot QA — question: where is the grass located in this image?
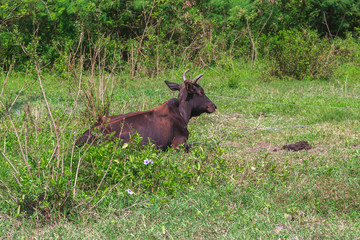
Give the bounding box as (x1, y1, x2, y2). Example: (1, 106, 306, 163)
(1, 61, 360, 239)
(2, 184, 360, 238)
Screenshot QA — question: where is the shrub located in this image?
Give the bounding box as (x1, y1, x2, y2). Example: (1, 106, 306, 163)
(260, 29, 336, 80)
(1, 116, 228, 221)
(78, 133, 228, 199)
(333, 32, 360, 64)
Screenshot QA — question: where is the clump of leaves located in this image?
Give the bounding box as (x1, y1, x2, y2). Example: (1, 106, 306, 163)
(2, 130, 228, 221)
(78, 133, 228, 200)
(260, 29, 336, 80)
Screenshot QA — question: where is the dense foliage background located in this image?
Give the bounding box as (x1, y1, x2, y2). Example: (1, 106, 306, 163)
(1, 0, 359, 78)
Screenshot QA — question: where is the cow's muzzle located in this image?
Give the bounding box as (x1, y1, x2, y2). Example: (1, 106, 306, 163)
(207, 103, 217, 113)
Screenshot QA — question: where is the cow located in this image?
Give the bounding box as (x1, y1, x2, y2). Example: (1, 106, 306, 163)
(75, 70, 217, 150)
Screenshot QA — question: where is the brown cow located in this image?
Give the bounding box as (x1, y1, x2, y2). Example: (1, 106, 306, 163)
(75, 70, 217, 150)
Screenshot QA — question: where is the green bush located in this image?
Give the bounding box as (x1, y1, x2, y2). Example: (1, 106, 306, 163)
(260, 29, 336, 80)
(78, 133, 228, 198)
(1, 127, 228, 220)
(333, 32, 360, 64)
(2, 0, 359, 73)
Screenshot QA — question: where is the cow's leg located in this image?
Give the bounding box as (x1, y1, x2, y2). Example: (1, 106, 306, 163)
(171, 136, 188, 150)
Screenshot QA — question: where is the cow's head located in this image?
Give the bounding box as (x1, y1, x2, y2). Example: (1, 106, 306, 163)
(165, 70, 217, 119)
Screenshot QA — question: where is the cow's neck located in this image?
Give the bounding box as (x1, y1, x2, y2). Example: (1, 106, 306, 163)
(178, 101, 192, 124)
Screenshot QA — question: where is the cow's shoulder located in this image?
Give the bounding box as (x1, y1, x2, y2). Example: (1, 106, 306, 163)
(165, 98, 180, 108)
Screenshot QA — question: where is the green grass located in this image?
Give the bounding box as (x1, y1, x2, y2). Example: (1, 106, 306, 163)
(2, 184, 360, 239)
(1, 62, 360, 239)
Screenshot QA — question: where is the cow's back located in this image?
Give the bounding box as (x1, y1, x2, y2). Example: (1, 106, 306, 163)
(76, 98, 188, 150)
(109, 98, 187, 149)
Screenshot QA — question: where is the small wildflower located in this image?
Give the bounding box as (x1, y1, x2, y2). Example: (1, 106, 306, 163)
(126, 189, 133, 195)
(144, 159, 153, 165)
(73, 131, 77, 139)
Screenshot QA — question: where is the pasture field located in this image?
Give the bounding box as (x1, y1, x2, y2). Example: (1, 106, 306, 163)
(1, 62, 360, 239)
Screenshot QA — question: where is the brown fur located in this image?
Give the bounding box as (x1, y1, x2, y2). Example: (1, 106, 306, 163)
(76, 72, 216, 150)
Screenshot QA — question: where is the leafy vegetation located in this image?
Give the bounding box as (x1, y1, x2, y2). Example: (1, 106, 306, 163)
(260, 29, 335, 80)
(1, 0, 360, 79)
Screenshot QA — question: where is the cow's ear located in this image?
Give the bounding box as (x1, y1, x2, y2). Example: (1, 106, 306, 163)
(165, 81, 180, 91)
(185, 81, 195, 94)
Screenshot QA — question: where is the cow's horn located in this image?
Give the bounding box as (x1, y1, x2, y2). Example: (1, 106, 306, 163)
(183, 69, 190, 82)
(193, 73, 204, 84)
